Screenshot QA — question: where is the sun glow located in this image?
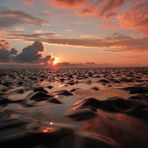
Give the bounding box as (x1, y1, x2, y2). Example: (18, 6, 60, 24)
(37, 51, 42, 55)
(53, 56, 60, 65)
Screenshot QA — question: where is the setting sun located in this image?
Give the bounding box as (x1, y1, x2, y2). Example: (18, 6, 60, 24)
(53, 56, 60, 65)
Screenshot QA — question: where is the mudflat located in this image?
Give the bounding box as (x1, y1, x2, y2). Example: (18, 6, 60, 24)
(0, 67, 148, 148)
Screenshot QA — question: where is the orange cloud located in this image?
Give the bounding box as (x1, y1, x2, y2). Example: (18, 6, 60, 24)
(99, 0, 125, 18)
(45, 0, 147, 35)
(78, 7, 98, 17)
(20, 0, 147, 36)
(46, 0, 125, 19)
(118, 1, 148, 35)
(48, 0, 90, 9)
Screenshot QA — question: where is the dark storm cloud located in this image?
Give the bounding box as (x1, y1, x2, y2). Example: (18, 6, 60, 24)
(0, 8, 48, 28)
(0, 40, 52, 63)
(0, 40, 17, 61)
(15, 41, 44, 62)
(41, 55, 52, 64)
(0, 49, 10, 61)
(10, 48, 17, 55)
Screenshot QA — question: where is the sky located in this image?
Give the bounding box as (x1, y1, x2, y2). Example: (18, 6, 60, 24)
(0, 0, 148, 66)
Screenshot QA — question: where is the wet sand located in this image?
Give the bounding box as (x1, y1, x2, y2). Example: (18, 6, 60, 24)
(0, 67, 148, 148)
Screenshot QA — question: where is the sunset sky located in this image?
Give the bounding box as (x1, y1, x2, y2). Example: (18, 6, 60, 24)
(0, 0, 148, 66)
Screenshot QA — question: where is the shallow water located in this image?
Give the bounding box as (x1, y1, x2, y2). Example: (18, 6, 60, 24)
(0, 67, 148, 148)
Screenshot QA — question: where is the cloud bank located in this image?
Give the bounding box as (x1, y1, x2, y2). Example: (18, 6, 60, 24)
(1, 32, 148, 51)
(0, 40, 52, 63)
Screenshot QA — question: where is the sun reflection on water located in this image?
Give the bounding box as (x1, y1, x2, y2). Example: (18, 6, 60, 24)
(41, 127, 54, 133)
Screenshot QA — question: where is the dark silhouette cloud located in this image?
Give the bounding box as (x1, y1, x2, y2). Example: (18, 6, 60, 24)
(41, 55, 53, 64)
(10, 48, 17, 55)
(0, 40, 17, 61)
(0, 49, 10, 61)
(0, 40, 53, 63)
(15, 41, 44, 62)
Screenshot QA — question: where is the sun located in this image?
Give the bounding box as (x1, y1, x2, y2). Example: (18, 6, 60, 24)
(47, 56, 60, 66)
(53, 56, 60, 65)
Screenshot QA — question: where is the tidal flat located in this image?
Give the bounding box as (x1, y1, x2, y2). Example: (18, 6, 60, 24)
(0, 67, 148, 148)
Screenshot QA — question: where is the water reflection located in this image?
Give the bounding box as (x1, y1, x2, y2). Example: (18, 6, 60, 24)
(41, 127, 54, 133)
(0, 68, 148, 148)
(82, 111, 148, 147)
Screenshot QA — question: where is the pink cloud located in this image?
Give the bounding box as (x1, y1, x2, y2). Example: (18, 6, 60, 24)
(118, 1, 148, 35)
(0, 40, 10, 50)
(13, 0, 148, 36)
(100, 0, 125, 18)
(45, 0, 147, 35)
(47, 0, 125, 19)
(21, 0, 34, 7)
